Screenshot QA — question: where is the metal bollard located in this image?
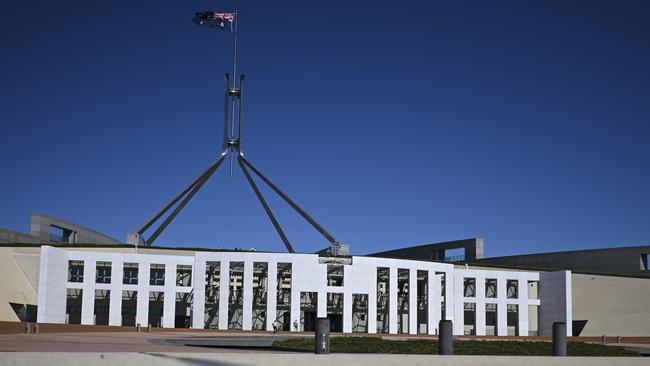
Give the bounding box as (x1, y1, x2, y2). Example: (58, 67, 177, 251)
(438, 320, 453, 355)
(552, 322, 567, 356)
(315, 317, 330, 354)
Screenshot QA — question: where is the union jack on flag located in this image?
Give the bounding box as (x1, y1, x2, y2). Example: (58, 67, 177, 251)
(193, 11, 236, 31)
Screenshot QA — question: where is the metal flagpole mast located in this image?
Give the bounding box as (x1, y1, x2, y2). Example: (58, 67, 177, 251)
(229, 10, 239, 178)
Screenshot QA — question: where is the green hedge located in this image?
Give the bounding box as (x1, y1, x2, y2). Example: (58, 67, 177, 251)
(272, 337, 639, 357)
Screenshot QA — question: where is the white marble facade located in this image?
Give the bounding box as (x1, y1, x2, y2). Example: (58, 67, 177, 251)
(36, 246, 572, 335)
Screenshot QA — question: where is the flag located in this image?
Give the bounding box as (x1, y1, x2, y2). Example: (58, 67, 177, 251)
(192, 11, 236, 31)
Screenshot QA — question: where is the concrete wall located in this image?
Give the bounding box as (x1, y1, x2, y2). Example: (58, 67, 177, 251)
(0, 228, 44, 244)
(572, 273, 650, 336)
(477, 245, 650, 276)
(0, 247, 40, 321)
(369, 238, 485, 262)
(31, 213, 122, 245)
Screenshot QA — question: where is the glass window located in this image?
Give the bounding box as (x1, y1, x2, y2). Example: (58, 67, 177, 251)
(485, 279, 497, 298)
(176, 265, 192, 287)
(327, 264, 344, 286)
(123, 263, 139, 285)
(95, 261, 112, 284)
(150, 264, 165, 286)
(507, 280, 518, 299)
(94, 290, 110, 325)
(463, 278, 476, 297)
(68, 260, 84, 283)
(204, 261, 220, 329)
(121, 290, 137, 326)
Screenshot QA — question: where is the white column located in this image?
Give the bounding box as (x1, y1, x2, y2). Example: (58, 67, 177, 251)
(136, 262, 149, 327)
(218, 260, 230, 330)
(408, 268, 417, 334)
(429, 272, 440, 335)
(291, 285, 302, 331)
(80, 259, 95, 325)
(388, 267, 398, 334)
(317, 291, 327, 318)
(444, 270, 454, 325)
(108, 261, 123, 326)
(497, 276, 508, 336)
(242, 261, 253, 330)
(367, 266, 377, 334)
(192, 258, 207, 329)
(162, 264, 176, 328)
(475, 274, 486, 336)
(518, 279, 529, 336)
(343, 292, 353, 333)
(266, 262, 277, 331)
(453, 272, 464, 335)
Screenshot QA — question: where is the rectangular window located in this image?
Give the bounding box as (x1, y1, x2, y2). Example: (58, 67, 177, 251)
(94, 290, 110, 325)
(507, 304, 519, 336)
(485, 279, 497, 298)
(95, 261, 112, 284)
(463, 278, 476, 297)
(485, 303, 497, 336)
(506, 280, 518, 299)
(528, 305, 539, 336)
(463, 302, 476, 335)
(123, 263, 139, 285)
(65, 288, 82, 324)
(417, 270, 428, 334)
(352, 294, 368, 333)
(150, 264, 165, 286)
(68, 260, 84, 283)
(252, 262, 268, 331)
(204, 261, 220, 329)
(176, 265, 192, 287)
(275, 263, 292, 331)
(376, 267, 390, 333)
(327, 292, 344, 332)
(175, 292, 192, 328)
(397, 268, 409, 334)
(228, 262, 244, 330)
(121, 290, 137, 326)
(327, 264, 344, 286)
(300, 291, 317, 331)
(148, 291, 164, 327)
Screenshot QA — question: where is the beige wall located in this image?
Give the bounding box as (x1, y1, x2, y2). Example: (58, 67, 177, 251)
(0, 247, 40, 321)
(572, 273, 650, 336)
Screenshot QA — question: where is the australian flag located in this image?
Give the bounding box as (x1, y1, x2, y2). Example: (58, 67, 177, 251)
(192, 11, 236, 31)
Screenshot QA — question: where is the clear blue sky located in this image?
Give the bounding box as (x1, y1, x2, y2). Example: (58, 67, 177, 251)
(1, 1, 649, 256)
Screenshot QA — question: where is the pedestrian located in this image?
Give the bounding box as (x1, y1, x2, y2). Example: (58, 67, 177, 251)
(293, 320, 299, 332)
(272, 321, 278, 334)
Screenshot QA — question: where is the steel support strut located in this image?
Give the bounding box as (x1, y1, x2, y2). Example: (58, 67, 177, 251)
(134, 154, 226, 237)
(240, 156, 340, 248)
(237, 154, 295, 253)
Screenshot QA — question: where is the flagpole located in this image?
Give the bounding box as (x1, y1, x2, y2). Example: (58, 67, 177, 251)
(229, 10, 239, 178)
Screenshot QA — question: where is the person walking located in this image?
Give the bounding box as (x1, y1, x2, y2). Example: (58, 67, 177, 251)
(293, 320, 299, 332)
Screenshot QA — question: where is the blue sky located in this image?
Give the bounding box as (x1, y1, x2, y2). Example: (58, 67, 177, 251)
(1, 1, 649, 256)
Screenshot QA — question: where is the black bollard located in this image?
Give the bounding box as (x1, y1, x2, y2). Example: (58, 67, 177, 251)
(552, 322, 567, 356)
(438, 320, 453, 355)
(315, 317, 330, 354)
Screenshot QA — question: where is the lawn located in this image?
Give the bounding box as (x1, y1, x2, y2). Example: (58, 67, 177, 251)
(272, 337, 639, 357)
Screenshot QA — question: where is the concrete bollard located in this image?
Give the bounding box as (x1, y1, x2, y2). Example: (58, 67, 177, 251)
(438, 320, 453, 355)
(136, 323, 141, 333)
(25, 323, 32, 334)
(147, 324, 152, 333)
(601, 335, 607, 344)
(34, 323, 39, 334)
(315, 317, 330, 354)
(552, 322, 567, 356)
(617, 335, 621, 344)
